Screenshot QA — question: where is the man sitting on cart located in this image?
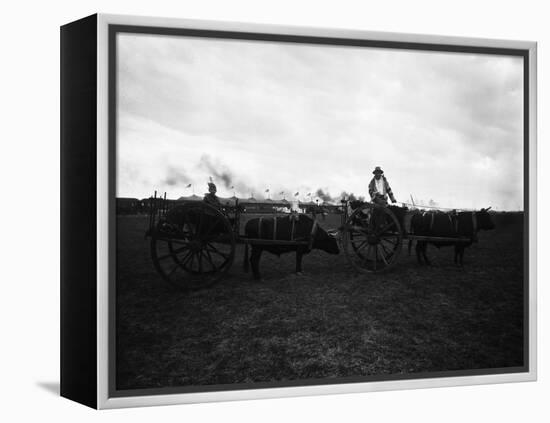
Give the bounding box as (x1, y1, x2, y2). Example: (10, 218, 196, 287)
(203, 180, 222, 209)
(368, 166, 397, 206)
(203, 180, 240, 231)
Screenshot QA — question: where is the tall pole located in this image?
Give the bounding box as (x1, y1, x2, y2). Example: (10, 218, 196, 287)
(153, 190, 158, 223)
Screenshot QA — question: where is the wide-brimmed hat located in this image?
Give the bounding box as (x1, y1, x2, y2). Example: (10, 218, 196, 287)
(372, 166, 384, 175)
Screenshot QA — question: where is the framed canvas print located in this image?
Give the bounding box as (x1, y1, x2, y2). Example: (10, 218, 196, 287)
(60, 14, 537, 409)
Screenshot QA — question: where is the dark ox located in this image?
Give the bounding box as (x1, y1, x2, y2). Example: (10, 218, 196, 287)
(243, 214, 339, 279)
(410, 208, 495, 266)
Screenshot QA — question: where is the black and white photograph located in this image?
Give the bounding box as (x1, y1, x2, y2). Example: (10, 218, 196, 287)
(113, 26, 528, 395)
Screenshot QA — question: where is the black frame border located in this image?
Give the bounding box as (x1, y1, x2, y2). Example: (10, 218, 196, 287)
(60, 14, 98, 409)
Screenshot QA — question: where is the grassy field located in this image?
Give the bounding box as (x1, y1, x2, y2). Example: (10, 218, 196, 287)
(116, 212, 525, 390)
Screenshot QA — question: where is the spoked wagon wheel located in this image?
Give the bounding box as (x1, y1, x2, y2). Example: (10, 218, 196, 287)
(150, 203, 235, 291)
(342, 203, 403, 273)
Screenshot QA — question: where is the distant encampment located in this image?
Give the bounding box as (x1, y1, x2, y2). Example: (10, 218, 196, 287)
(116, 195, 339, 215)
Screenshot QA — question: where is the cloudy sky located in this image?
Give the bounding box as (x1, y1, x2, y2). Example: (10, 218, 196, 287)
(116, 32, 524, 210)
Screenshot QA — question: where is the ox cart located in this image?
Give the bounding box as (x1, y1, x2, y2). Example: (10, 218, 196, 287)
(145, 193, 474, 290)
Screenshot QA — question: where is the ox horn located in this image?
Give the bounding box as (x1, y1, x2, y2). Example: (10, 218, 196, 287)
(327, 229, 340, 240)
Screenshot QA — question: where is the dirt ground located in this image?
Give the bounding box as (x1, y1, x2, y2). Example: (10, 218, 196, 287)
(115, 212, 525, 390)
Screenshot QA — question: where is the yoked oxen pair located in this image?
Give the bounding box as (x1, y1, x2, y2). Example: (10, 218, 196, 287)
(410, 208, 495, 266)
(243, 214, 339, 279)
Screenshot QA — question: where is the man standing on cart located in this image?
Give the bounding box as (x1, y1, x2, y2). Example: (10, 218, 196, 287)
(368, 166, 397, 206)
(367, 166, 397, 232)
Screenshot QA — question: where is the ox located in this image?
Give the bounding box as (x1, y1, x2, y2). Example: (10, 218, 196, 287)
(243, 214, 339, 279)
(410, 208, 495, 266)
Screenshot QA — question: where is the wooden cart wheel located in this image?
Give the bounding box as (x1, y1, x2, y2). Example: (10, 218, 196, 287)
(342, 203, 403, 273)
(150, 203, 235, 290)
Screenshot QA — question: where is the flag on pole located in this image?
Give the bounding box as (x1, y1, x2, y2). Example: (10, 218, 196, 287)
(294, 192, 299, 196)
(186, 183, 192, 188)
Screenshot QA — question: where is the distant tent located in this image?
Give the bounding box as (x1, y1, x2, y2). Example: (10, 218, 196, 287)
(219, 196, 237, 206)
(117, 197, 139, 203)
(245, 197, 257, 203)
(177, 194, 202, 202)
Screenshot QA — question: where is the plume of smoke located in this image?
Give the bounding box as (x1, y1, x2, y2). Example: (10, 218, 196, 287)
(315, 188, 334, 203)
(199, 154, 259, 198)
(199, 155, 234, 188)
(163, 167, 189, 187)
(339, 191, 363, 202)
